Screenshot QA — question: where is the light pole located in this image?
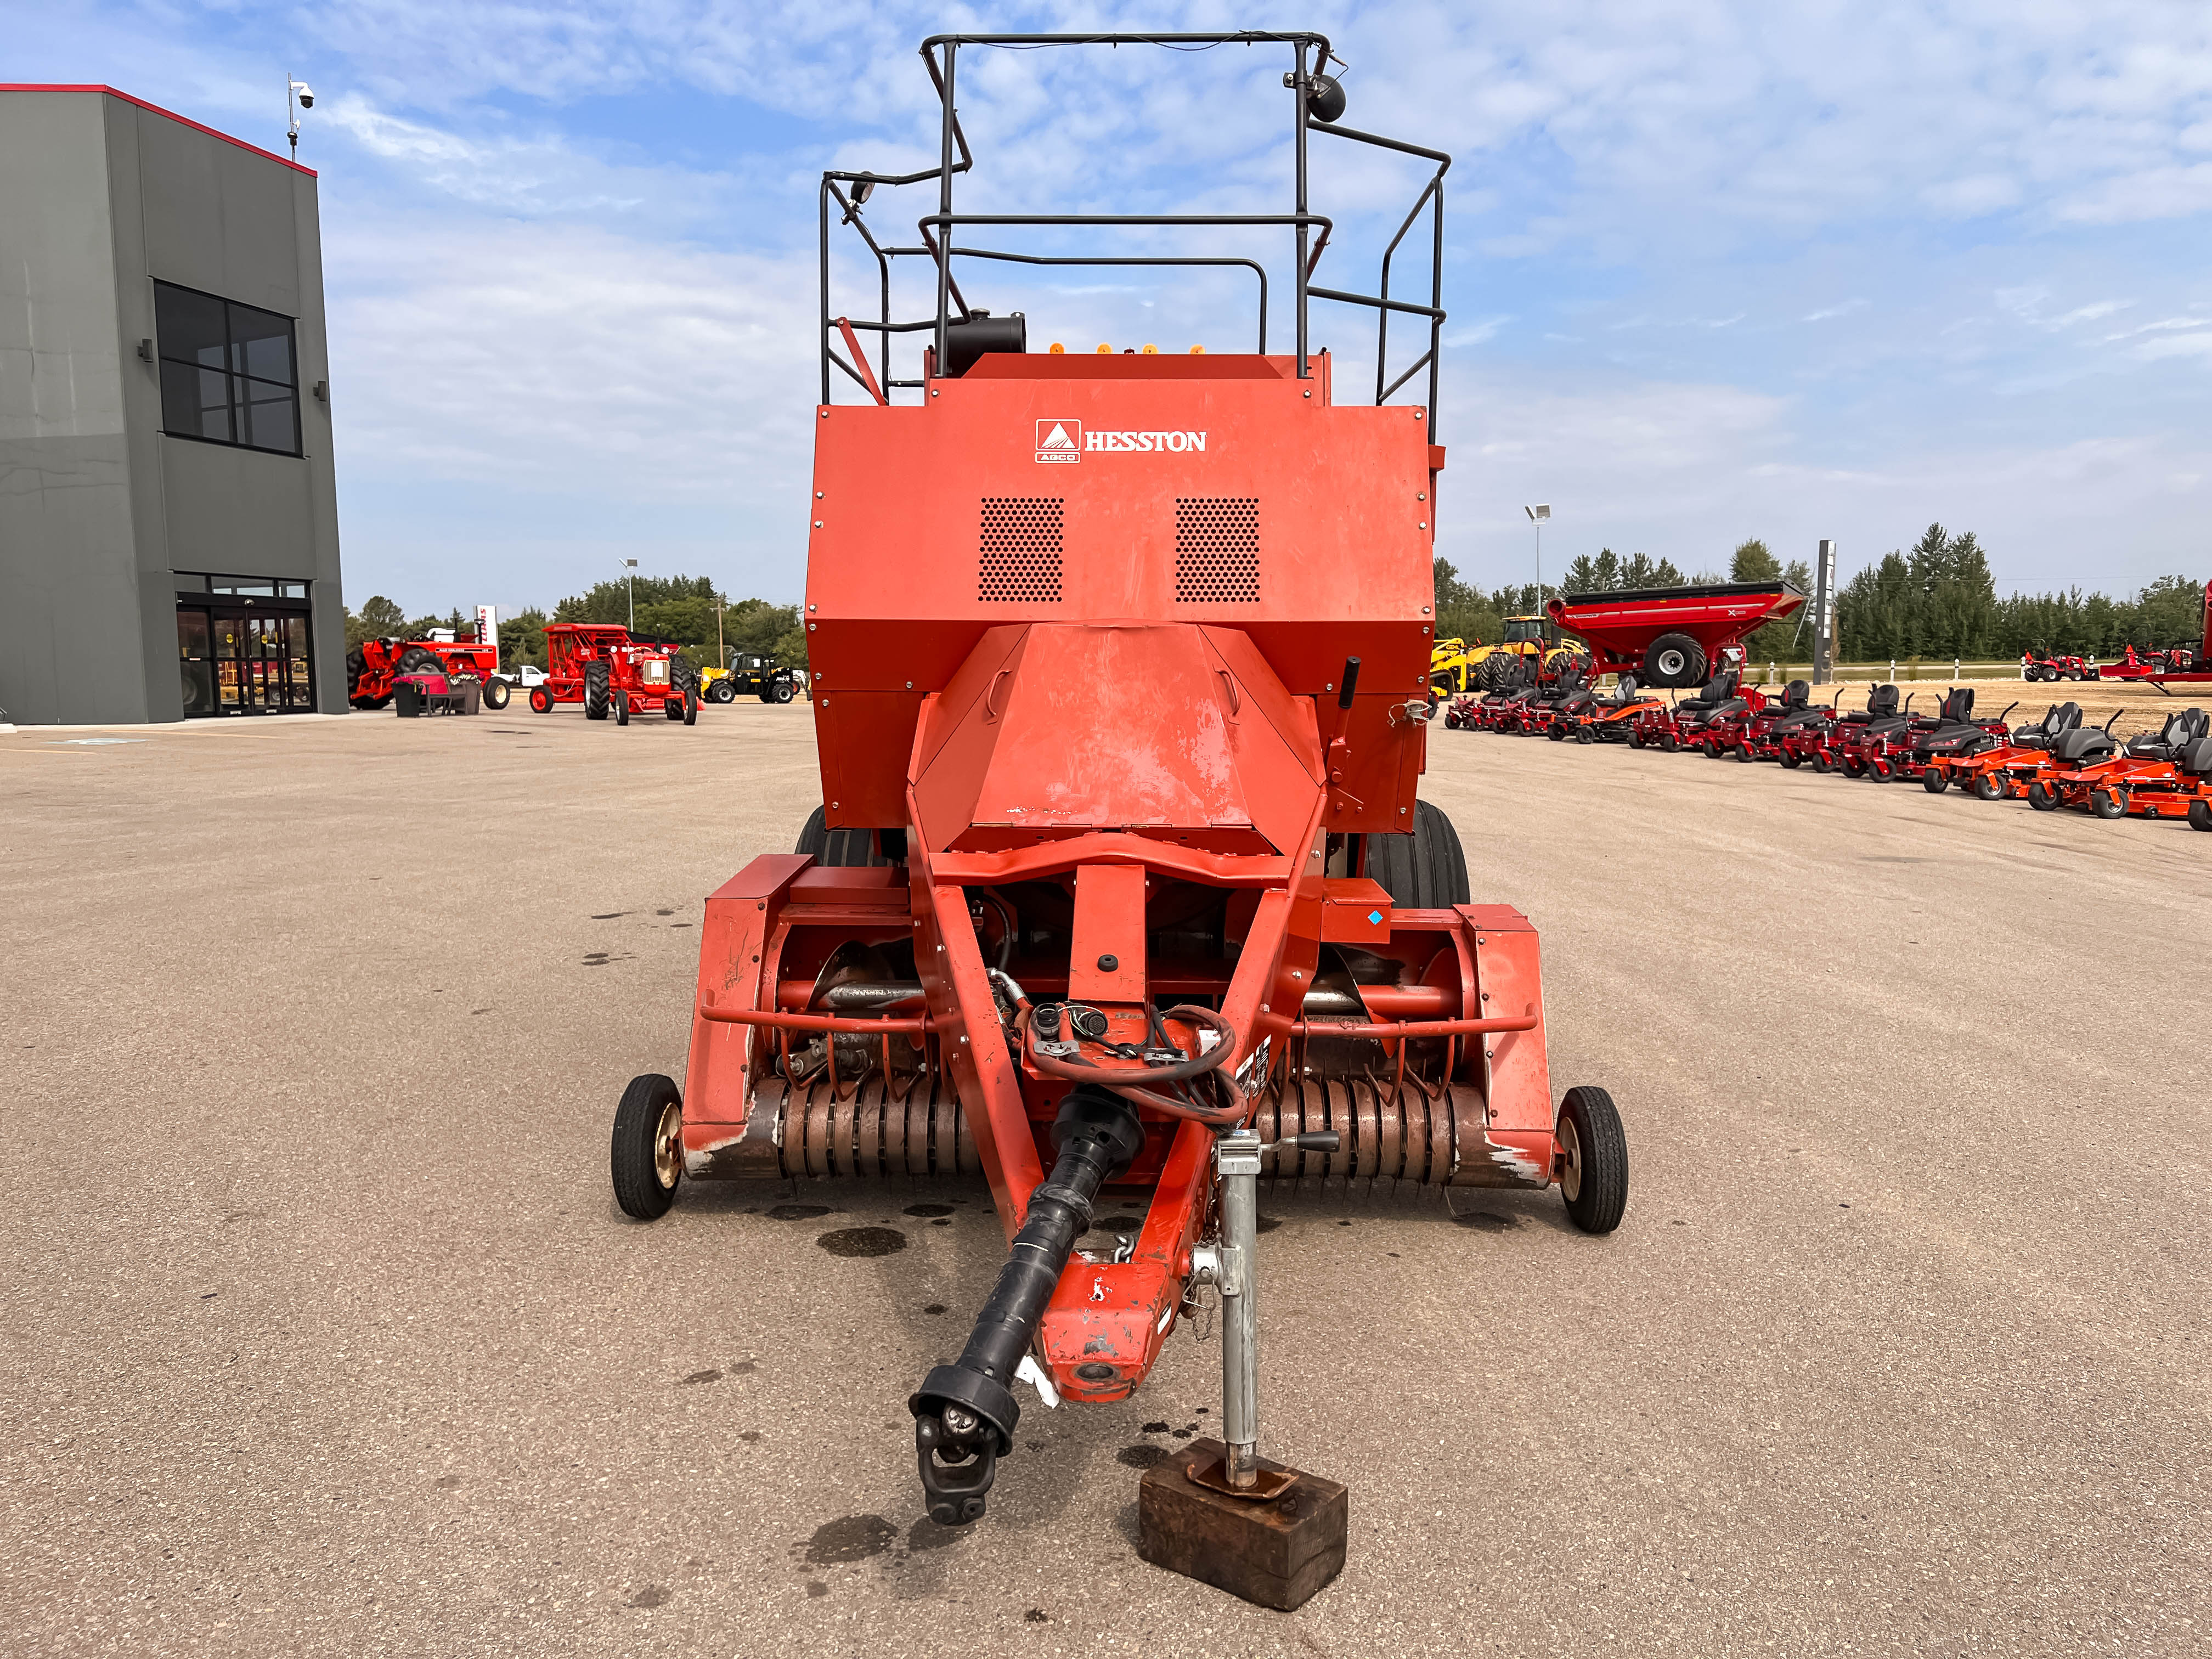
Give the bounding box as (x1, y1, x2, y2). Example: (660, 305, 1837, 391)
(618, 557, 637, 631)
(1524, 504, 1550, 611)
(286, 76, 314, 160)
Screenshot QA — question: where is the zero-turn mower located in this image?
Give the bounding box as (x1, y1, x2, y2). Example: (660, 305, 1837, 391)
(1860, 689, 2012, 785)
(1628, 668, 1743, 752)
(606, 31, 1627, 1611)
(1927, 702, 2081, 799)
(1568, 675, 1666, 744)
(1729, 680, 1829, 763)
(2028, 708, 2209, 815)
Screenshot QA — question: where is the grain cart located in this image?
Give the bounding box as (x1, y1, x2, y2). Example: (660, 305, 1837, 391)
(604, 30, 1627, 1612)
(1547, 583, 1803, 688)
(531, 623, 698, 724)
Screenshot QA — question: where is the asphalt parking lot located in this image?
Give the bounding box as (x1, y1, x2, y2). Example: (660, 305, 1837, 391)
(3, 704, 2207, 1657)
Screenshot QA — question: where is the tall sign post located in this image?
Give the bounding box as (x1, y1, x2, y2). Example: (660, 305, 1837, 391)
(477, 605, 498, 669)
(1813, 540, 1838, 684)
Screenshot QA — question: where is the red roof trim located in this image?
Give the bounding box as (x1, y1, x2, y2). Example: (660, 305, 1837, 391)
(0, 84, 317, 177)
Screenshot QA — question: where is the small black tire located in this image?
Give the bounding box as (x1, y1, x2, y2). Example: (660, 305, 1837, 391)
(481, 678, 511, 710)
(1641, 633, 1707, 689)
(1658, 733, 1678, 753)
(795, 805, 891, 867)
(1627, 730, 1644, 749)
(684, 691, 698, 726)
(1547, 723, 1566, 742)
(2028, 781, 2058, 811)
(615, 691, 630, 726)
(529, 685, 554, 714)
(1810, 751, 1833, 773)
(1736, 742, 1756, 763)
(612, 1074, 684, 1220)
(1779, 751, 1802, 769)
(2188, 799, 2211, 831)
(1365, 799, 1472, 909)
(1576, 725, 1594, 744)
(1972, 771, 2006, 802)
(1923, 770, 1949, 794)
(2091, 786, 2129, 820)
(1556, 1086, 1628, 1234)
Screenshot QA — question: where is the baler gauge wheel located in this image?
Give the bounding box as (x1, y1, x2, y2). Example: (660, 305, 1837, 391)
(1555, 1086, 1628, 1235)
(2091, 786, 2130, 820)
(612, 1073, 684, 1220)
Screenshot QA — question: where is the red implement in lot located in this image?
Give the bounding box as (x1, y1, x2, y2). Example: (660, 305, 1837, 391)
(1547, 582, 1804, 689)
(531, 623, 698, 725)
(603, 32, 1626, 1602)
(346, 628, 509, 710)
(2021, 648, 2100, 683)
(2030, 708, 2209, 815)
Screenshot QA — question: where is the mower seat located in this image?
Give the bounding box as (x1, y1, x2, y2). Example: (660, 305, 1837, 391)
(1674, 671, 1742, 716)
(1838, 684, 1901, 726)
(2123, 708, 2208, 759)
(2181, 735, 2212, 777)
(2052, 726, 2117, 765)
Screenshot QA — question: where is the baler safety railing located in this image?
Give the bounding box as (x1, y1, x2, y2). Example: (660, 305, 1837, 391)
(817, 30, 1450, 436)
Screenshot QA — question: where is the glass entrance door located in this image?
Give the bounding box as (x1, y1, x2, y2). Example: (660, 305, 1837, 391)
(176, 606, 315, 716)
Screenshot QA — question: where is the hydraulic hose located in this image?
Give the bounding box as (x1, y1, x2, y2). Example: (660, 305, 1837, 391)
(908, 1087, 1146, 1525)
(1021, 1003, 1248, 1126)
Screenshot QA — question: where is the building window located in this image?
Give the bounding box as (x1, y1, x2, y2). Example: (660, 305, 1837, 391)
(154, 281, 301, 456)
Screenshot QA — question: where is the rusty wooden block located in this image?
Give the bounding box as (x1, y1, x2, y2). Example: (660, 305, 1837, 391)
(1137, 1438, 1347, 1610)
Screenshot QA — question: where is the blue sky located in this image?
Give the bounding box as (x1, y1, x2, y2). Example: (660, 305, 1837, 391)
(16, 3, 2212, 616)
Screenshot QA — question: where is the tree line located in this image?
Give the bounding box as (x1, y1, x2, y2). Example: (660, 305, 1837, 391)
(343, 574, 808, 673)
(1437, 527, 2202, 667)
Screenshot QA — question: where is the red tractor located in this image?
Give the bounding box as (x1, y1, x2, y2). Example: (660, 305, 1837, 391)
(2021, 647, 2099, 682)
(602, 32, 1626, 1610)
(528, 623, 698, 725)
(346, 626, 509, 710)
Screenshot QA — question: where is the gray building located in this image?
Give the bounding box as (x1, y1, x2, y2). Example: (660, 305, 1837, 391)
(1, 84, 345, 725)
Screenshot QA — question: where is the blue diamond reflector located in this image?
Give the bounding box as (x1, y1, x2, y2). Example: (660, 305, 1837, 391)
(1368, 910, 1384, 926)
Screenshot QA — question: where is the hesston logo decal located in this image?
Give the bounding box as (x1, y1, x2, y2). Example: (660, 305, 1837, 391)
(1034, 420, 1207, 463)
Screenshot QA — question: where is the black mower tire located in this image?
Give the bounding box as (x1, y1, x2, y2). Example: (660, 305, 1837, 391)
(1556, 1085, 1628, 1235)
(1810, 751, 1833, 772)
(584, 661, 611, 720)
(1641, 633, 1707, 689)
(1869, 757, 1893, 781)
(2028, 781, 2058, 811)
(611, 1073, 684, 1221)
(2091, 786, 2130, 820)
(1923, 769, 1949, 794)
(1627, 730, 1644, 749)
(1366, 799, 1471, 910)
(1779, 751, 1802, 769)
(1973, 771, 2007, 801)
(1547, 723, 1566, 742)
(481, 678, 511, 709)
(1736, 742, 1756, 763)
(1576, 725, 1594, 744)
(1658, 733, 1678, 753)
(795, 805, 892, 867)
(2189, 799, 2211, 831)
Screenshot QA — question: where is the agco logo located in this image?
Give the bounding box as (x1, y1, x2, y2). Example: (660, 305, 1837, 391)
(1035, 420, 1207, 463)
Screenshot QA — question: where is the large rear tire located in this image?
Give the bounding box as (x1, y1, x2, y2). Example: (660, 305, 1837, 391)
(584, 660, 611, 720)
(1556, 1086, 1628, 1235)
(1641, 633, 1707, 689)
(1365, 799, 1472, 909)
(611, 1074, 683, 1221)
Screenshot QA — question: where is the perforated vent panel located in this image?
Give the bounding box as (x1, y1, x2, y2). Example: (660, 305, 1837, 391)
(979, 498, 1064, 602)
(1174, 498, 1260, 602)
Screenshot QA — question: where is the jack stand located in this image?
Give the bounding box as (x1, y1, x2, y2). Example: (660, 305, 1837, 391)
(1138, 1126, 1348, 1610)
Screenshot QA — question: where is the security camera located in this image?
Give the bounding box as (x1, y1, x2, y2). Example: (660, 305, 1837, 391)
(296, 86, 314, 108)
